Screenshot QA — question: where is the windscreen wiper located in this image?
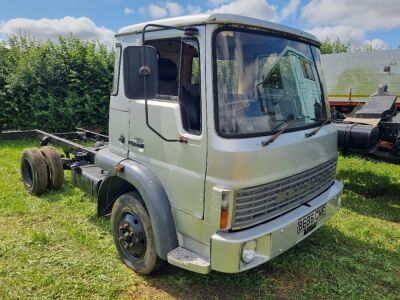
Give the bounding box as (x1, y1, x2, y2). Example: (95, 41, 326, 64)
(305, 119, 331, 138)
(262, 114, 296, 147)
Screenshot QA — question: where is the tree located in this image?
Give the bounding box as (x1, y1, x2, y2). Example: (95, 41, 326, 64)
(0, 35, 114, 132)
(320, 38, 351, 54)
(358, 39, 389, 52)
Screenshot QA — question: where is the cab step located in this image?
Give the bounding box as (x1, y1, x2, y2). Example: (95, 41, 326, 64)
(167, 247, 211, 274)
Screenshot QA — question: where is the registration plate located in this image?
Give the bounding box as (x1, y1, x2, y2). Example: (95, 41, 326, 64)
(297, 204, 326, 235)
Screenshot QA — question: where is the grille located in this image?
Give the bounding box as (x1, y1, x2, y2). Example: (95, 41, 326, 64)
(232, 158, 337, 229)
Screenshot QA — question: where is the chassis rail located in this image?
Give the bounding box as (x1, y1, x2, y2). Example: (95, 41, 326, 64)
(0, 128, 108, 164)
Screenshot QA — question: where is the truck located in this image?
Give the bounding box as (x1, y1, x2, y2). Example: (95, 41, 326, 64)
(321, 49, 400, 113)
(1, 14, 343, 275)
(321, 50, 400, 162)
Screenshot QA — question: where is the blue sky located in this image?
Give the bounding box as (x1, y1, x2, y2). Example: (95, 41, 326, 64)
(0, 0, 399, 49)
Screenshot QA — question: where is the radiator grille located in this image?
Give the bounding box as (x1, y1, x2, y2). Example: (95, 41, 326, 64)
(232, 159, 337, 229)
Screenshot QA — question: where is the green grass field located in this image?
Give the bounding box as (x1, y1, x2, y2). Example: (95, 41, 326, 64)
(0, 139, 399, 299)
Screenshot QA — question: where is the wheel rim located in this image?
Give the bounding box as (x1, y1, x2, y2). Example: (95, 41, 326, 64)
(117, 211, 146, 259)
(22, 159, 33, 187)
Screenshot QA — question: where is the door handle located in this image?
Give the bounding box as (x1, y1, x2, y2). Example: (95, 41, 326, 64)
(118, 135, 125, 144)
(129, 139, 145, 149)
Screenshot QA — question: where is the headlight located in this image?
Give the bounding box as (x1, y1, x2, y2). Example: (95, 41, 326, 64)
(241, 240, 257, 263)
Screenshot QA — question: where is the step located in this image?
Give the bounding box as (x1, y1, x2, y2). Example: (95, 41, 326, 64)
(167, 247, 211, 274)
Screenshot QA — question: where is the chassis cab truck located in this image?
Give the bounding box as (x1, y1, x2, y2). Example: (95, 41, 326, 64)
(17, 14, 343, 274)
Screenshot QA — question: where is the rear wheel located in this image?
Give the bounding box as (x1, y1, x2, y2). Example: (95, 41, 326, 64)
(20, 148, 49, 195)
(111, 192, 164, 275)
(40, 146, 64, 190)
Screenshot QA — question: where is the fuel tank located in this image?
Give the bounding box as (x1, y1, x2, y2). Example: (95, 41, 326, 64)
(334, 122, 380, 153)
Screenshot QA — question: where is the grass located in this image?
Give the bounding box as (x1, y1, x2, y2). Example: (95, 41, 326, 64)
(0, 139, 399, 299)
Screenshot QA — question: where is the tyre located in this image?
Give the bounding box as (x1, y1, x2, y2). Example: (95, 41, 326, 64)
(20, 148, 49, 195)
(111, 192, 164, 275)
(40, 146, 64, 190)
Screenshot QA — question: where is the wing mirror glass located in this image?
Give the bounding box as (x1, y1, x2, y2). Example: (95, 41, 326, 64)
(124, 45, 158, 99)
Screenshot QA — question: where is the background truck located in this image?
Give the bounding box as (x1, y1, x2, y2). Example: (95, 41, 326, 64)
(321, 50, 400, 162)
(1, 13, 343, 275)
(321, 49, 400, 113)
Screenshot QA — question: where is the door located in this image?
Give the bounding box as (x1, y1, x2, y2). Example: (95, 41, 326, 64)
(127, 27, 207, 219)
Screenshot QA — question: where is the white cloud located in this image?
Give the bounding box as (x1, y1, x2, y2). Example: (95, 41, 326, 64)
(124, 8, 134, 16)
(132, 0, 395, 50)
(305, 25, 366, 45)
(142, 0, 296, 22)
(301, 1, 399, 48)
(362, 39, 389, 51)
(209, 0, 279, 22)
(0, 16, 115, 47)
(143, 1, 202, 19)
(148, 4, 168, 19)
(301, 0, 400, 31)
(280, 0, 300, 20)
(165, 2, 184, 17)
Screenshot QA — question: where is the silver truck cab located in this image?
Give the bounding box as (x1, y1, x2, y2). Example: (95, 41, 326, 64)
(96, 13, 343, 274)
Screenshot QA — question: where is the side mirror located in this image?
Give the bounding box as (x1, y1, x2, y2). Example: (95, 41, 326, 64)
(124, 46, 158, 99)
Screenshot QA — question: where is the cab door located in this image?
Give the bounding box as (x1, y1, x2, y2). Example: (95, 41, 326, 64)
(127, 26, 207, 219)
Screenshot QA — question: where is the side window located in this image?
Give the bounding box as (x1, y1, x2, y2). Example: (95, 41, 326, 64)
(111, 44, 122, 96)
(180, 39, 201, 134)
(146, 37, 202, 134)
(146, 38, 181, 98)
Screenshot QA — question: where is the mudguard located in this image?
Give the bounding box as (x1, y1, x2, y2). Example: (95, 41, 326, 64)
(96, 148, 178, 260)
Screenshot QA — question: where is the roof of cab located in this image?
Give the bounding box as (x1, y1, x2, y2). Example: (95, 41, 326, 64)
(117, 13, 319, 44)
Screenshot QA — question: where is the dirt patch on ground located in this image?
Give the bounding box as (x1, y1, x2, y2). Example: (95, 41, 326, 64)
(121, 282, 174, 300)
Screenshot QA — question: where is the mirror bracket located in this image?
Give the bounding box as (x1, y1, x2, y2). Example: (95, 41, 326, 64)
(139, 65, 151, 76)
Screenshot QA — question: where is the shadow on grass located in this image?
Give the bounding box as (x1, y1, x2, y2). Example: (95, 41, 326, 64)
(38, 184, 80, 203)
(136, 226, 399, 299)
(337, 169, 400, 198)
(337, 169, 400, 223)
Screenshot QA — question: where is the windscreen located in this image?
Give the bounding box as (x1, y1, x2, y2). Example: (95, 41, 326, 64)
(214, 28, 326, 137)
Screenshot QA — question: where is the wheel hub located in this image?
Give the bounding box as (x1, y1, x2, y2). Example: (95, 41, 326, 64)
(117, 212, 146, 258)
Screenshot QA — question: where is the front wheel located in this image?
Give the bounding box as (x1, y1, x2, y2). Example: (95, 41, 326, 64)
(111, 192, 164, 275)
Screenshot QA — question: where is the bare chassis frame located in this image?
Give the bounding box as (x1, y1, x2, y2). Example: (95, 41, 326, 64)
(0, 128, 108, 166)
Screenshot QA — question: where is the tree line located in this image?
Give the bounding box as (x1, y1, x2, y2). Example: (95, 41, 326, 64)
(0, 35, 114, 132)
(319, 38, 392, 54)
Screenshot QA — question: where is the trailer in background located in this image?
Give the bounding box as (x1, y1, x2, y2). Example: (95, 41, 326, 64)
(321, 49, 400, 113)
(321, 50, 400, 162)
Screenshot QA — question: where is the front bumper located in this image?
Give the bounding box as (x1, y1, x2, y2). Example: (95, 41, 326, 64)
(210, 180, 343, 273)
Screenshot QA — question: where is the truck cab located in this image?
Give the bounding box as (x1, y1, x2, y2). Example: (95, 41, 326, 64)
(94, 13, 343, 274)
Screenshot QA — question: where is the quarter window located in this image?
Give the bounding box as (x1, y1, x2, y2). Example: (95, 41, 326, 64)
(111, 45, 122, 96)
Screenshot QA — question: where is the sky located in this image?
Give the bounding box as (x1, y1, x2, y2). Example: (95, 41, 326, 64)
(0, 0, 399, 49)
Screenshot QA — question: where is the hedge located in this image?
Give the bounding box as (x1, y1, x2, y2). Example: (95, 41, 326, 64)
(0, 35, 114, 133)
